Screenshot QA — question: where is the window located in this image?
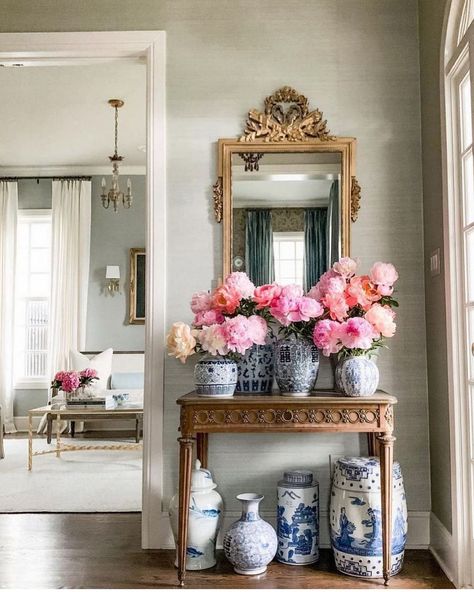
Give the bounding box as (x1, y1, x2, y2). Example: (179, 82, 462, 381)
(273, 232, 304, 286)
(14, 210, 52, 387)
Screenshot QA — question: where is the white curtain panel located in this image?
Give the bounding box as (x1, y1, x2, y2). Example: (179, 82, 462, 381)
(0, 181, 18, 433)
(49, 180, 91, 376)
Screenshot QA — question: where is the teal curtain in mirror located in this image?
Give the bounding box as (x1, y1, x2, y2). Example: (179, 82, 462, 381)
(326, 180, 340, 268)
(245, 209, 274, 285)
(304, 208, 328, 292)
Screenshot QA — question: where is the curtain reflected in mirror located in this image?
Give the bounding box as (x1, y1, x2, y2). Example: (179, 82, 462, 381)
(232, 153, 341, 289)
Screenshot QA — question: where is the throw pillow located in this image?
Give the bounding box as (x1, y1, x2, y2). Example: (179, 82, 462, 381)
(69, 348, 114, 392)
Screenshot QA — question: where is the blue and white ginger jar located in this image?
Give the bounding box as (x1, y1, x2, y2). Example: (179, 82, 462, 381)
(194, 355, 237, 397)
(169, 460, 224, 570)
(223, 493, 277, 575)
(277, 470, 319, 565)
(329, 456, 407, 578)
(236, 343, 274, 394)
(335, 355, 379, 397)
(275, 337, 319, 396)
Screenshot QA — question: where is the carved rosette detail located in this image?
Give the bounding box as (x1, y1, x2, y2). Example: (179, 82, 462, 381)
(191, 407, 380, 427)
(239, 86, 336, 143)
(351, 176, 362, 222)
(384, 405, 393, 427)
(213, 177, 223, 222)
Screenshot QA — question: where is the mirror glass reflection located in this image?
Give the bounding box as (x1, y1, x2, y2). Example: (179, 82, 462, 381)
(231, 152, 342, 289)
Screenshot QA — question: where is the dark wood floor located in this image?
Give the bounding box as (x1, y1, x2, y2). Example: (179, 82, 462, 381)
(0, 513, 453, 589)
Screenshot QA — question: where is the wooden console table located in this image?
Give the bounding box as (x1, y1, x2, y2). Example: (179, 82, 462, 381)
(177, 390, 396, 587)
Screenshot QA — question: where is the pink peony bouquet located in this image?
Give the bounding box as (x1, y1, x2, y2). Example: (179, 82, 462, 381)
(51, 368, 99, 391)
(311, 258, 399, 357)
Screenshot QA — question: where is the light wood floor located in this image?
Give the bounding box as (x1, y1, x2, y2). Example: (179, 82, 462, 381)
(0, 513, 453, 589)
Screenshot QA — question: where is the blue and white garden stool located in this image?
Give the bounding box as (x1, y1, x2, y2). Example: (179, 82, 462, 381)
(329, 456, 407, 579)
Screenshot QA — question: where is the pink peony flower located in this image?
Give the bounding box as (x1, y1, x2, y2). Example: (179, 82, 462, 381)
(370, 262, 399, 296)
(307, 269, 339, 300)
(294, 297, 324, 322)
(167, 322, 197, 363)
(61, 371, 80, 393)
(322, 292, 349, 322)
(190, 291, 213, 314)
(339, 318, 376, 350)
(365, 303, 397, 338)
(199, 324, 229, 356)
(224, 272, 255, 299)
(281, 284, 304, 300)
(333, 257, 358, 278)
(313, 319, 343, 356)
(247, 315, 268, 345)
(80, 368, 98, 379)
(222, 315, 254, 354)
(193, 309, 225, 327)
(54, 371, 67, 383)
(253, 283, 282, 309)
(212, 285, 241, 315)
(345, 275, 381, 310)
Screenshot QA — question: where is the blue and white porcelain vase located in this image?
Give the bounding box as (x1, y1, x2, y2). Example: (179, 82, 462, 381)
(329, 456, 408, 578)
(277, 470, 319, 565)
(236, 343, 274, 394)
(169, 460, 224, 570)
(194, 355, 237, 397)
(275, 337, 319, 396)
(223, 493, 277, 575)
(335, 355, 379, 397)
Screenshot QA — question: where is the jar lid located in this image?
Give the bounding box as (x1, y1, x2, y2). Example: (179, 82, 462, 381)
(191, 459, 217, 491)
(279, 469, 317, 487)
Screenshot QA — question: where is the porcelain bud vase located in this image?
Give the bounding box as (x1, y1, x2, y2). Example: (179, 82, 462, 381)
(277, 470, 319, 565)
(223, 493, 278, 575)
(275, 337, 319, 396)
(335, 355, 379, 397)
(194, 355, 237, 397)
(329, 456, 408, 578)
(236, 343, 274, 394)
(169, 460, 224, 570)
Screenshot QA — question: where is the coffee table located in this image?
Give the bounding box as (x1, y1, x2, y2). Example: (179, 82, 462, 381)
(27, 404, 143, 470)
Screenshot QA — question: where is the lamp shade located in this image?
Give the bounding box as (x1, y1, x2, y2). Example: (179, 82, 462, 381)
(106, 265, 120, 279)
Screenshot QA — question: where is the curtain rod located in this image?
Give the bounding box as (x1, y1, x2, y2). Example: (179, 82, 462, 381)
(0, 176, 92, 182)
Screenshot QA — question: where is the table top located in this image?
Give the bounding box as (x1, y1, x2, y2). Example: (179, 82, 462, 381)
(178, 390, 397, 406)
(28, 404, 143, 416)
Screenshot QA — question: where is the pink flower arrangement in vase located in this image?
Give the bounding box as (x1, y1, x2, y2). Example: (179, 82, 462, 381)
(51, 368, 99, 399)
(310, 257, 399, 396)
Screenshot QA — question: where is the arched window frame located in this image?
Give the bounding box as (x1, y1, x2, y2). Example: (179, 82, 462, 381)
(442, 0, 474, 587)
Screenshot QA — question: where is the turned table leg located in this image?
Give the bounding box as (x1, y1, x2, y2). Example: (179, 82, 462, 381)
(56, 413, 61, 458)
(177, 435, 194, 587)
(196, 432, 208, 468)
(379, 434, 395, 586)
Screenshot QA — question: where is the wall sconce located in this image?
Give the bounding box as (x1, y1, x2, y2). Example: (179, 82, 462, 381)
(105, 265, 120, 295)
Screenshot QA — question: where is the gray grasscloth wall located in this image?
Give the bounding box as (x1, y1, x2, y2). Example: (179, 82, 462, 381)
(418, 0, 452, 532)
(0, 0, 431, 523)
(13, 176, 146, 415)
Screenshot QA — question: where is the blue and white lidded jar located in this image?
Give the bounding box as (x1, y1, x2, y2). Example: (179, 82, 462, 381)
(335, 355, 379, 397)
(223, 493, 278, 575)
(277, 470, 319, 565)
(329, 456, 407, 578)
(194, 354, 237, 397)
(169, 460, 224, 570)
(236, 343, 274, 394)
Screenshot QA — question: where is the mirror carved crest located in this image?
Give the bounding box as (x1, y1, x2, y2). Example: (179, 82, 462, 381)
(240, 86, 335, 143)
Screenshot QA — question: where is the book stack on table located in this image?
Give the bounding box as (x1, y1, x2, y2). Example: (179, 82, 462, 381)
(65, 395, 116, 410)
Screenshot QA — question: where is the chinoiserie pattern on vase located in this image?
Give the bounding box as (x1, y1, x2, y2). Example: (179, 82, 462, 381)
(277, 470, 319, 565)
(236, 343, 274, 394)
(194, 355, 237, 397)
(223, 493, 277, 575)
(329, 457, 407, 578)
(169, 460, 224, 570)
(335, 355, 379, 397)
(275, 337, 319, 396)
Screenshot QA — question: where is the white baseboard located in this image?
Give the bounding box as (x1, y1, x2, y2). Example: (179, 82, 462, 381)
(429, 512, 455, 585)
(145, 510, 430, 550)
(14, 416, 135, 433)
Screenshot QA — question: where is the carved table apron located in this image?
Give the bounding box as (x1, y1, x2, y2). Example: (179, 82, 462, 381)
(176, 391, 396, 587)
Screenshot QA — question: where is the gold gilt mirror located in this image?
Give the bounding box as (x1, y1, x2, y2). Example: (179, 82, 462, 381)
(213, 87, 361, 288)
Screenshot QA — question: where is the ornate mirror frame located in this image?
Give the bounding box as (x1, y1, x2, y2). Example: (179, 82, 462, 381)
(213, 87, 361, 277)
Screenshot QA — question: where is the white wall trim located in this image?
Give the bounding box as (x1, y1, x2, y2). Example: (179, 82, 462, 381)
(430, 512, 456, 584)
(0, 31, 167, 552)
(158, 510, 430, 550)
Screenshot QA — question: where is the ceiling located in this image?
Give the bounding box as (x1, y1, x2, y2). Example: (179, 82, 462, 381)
(0, 61, 146, 173)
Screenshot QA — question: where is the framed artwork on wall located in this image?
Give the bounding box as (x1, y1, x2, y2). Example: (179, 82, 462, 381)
(129, 248, 146, 324)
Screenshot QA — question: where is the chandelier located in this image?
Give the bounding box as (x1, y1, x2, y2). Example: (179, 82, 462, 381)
(100, 99, 133, 212)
